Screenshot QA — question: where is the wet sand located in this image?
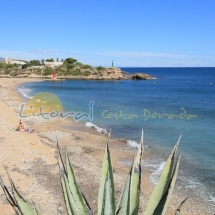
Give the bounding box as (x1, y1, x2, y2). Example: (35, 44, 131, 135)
(0, 78, 213, 215)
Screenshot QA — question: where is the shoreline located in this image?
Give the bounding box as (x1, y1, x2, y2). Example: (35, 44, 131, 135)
(0, 78, 213, 214)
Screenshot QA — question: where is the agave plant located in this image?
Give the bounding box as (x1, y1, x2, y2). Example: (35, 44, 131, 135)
(57, 131, 184, 215)
(0, 167, 41, 215)
(0, 131, 186, 215)
(56, 130, 143, 215)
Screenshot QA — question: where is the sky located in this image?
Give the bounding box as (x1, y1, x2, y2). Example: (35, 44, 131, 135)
(0, 0, 215, 67)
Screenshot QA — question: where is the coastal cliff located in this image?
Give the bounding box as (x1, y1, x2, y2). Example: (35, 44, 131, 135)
(0, 67, 154, 80)
(0, 57, 155, 80)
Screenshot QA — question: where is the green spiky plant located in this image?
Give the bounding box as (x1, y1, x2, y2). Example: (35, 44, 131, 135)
(0, 131, 186, 215)
(0, 167, 41, 215)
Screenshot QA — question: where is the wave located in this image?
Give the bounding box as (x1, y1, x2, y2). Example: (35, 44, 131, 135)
(16, 87, 32, 99)
(126, 140, 139, 148)
(148, 161, 166, 184)
(126, 139, 148, 149)
(143, 159, 215, 204)
(179, 175, 215, 204)
(147, 77, 157, 80)
(85, 122, 108, 134)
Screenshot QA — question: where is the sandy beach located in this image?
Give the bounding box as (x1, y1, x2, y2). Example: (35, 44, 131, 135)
(0, 78, 213, 215)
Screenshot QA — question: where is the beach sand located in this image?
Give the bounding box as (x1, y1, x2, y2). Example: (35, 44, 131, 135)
(0, 78, 213, 215)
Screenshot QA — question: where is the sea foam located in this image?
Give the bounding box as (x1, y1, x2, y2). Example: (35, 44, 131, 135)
(16, 87, 32, 99)
(126, 140, 139, 148)
(85, 122, 108, 134)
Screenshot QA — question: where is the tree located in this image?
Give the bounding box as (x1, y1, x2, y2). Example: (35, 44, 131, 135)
(64, 57, 77, 64)
(56, 58, 59, 62)
(0, 62, 5, 69)
(61, 59, 64, 62)
(46, 58, 54, 62)
(30, 60, 41, 66)
(41, 59, 44, 65)
(22, 63, 31, 69)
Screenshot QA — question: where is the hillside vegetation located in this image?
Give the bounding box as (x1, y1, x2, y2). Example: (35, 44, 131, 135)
(0, 57, 105, 78)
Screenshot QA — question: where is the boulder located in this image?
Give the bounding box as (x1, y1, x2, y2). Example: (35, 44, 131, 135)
(130, 73, 154, 80)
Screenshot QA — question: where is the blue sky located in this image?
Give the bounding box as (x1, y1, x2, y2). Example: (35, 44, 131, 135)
(1, 0, 215, 67)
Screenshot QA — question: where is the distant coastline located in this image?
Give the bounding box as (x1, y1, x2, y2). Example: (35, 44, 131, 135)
(0, 57, 155, 80)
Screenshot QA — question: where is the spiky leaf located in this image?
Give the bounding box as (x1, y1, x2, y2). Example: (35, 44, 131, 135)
(1, 169, 39, 215)
(116, 130, 143, 215)
(102, 171, 115, 215)
(144, 135, 181, 215)
(98, 133, 115, 215)
(115, 172, 131, 215)
(153, 154, 181, 215)
(129, 135, 143, 215)
(66, 151, 91, 215)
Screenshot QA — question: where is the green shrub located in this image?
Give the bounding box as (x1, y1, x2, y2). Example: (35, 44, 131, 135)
(96, 66, 105, 71)
(66, 69, 82, 76)
(0, 62, 5, 69)
(66, 64, 75, 70)
(64, 57, 77, 64)
(22, 63, 31, 69)
(73, 62, 83, 67)
(82, 64, 92, 69)
(83, 71, 90, 76)
(43, 67, 52, 76)
(5, 69, 11, 75)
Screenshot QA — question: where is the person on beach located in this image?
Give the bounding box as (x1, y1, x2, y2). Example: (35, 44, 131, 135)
(18, 120, 34, 133)
(18, 120, 25, 132)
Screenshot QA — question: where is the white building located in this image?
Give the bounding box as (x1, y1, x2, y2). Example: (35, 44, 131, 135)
(5, 57, 27, 65)
(44, 61, 63, 67)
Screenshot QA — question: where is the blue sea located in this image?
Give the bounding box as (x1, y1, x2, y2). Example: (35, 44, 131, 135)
(16, 67, 215, 205)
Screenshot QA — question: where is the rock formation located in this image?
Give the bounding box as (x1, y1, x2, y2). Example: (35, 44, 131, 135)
(0, 65, 155, 80)
(129, 73, 153, 80)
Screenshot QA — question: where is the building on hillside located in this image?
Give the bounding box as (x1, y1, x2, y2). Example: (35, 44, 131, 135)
(44, 61, 63, 67)
(5, 57, 28, 65)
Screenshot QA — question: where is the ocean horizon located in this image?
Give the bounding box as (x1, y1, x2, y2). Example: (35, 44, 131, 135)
(16, 67, 215, 206)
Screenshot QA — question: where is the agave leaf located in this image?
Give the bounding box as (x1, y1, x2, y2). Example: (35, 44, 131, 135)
(56, 132, 93, 215)
(57, 138, 73, 215)
(66, 151, 92, 215)
(161, 154, 181, 215)
(102, 171, 115, 215)
(59, 169, 74, 215)
(4, 167, 38, 215)
(0, 175, 21, 215)
(58, 145, 80, 215)
(77, 185, 93, 215)
(129, 132, 143, 215)
(98, 131, 115, 215)
(144, 135, 181, 215)
(153, 154, 181, 215)
(116, 130, 143, 215)
(115, 172, 131, 215)
(175, 197, 188, 215)
(35, 206, 42, 215)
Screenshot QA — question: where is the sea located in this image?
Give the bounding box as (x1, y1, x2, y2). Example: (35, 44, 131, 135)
(15, 67, 215, 206)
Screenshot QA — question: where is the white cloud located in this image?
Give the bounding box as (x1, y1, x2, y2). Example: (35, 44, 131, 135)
(72, 50, 215, 59)
(172, 61, 202, 66)
(30, 49, 58, 53)
(93, 51, 169, 57)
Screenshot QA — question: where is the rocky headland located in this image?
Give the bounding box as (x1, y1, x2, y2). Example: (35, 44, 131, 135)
(0, 57, 155, 80)
(0, 66, 155, 80)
